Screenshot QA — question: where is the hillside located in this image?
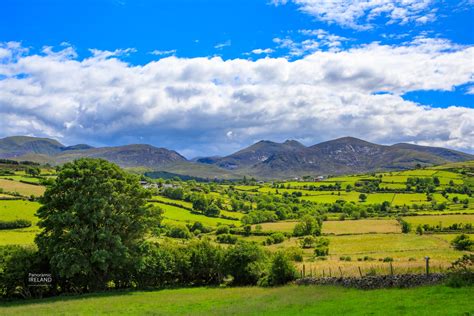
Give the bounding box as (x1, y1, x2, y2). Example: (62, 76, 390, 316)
(200, 137, 474, 179)
(1, 135, 473, 179)
(0, 136, 65, 158)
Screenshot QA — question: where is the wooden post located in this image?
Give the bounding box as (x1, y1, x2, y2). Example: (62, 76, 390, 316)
(323, 269, 325, 277)
(425, 256, 430, 275)
(358, 266, 363, 278)
(329, 268, 332, 277)
(339, 266, 343, 277)
(390, 262, 394, 275)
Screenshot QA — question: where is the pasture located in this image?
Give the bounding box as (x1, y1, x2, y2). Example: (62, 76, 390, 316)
(1, 285, 471, 315)
(402, 214, 474, 226)
(251, 221, 297, 233)
(156, 202, 240, 227)
(322, 219, 400, 235)
(0, 179, 45, 197)
(0, 200, 41, 224)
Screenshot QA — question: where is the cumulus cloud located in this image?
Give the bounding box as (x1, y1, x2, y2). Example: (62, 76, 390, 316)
(272, 0, 437, 30)
(0, 39, 473, 157)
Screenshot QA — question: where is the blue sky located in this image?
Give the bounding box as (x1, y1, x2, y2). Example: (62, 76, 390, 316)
(0, 0, 473, 157)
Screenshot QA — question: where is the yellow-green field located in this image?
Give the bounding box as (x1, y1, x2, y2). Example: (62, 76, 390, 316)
(402, 214, 474, 226)
(0, 200, 42, 246)
(0, 179, 45, 196)
(322, 219, 400, 235)
(0, 200, 41, 224)
(156, 202, 240, 227)
(251, 221, 297, 233)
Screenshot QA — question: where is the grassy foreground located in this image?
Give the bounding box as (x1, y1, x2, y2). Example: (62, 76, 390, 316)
(1, 285, 472, 315)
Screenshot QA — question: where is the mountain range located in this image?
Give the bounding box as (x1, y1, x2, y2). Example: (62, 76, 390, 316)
(0, 135, 472, 179)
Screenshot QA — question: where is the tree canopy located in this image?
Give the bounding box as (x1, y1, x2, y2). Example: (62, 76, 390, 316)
(35, 158, 162, 291)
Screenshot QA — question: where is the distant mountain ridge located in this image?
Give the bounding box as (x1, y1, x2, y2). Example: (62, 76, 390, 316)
(0, 135, 472, 179)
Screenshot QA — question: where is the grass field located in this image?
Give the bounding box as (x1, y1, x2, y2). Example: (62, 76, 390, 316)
(322, 219, 401, 235)
(0, 179, 45, 197)
(0, 200, 41, 224)
(0, 200, 42, 246)
(402, 214, 474, 226)
(251, 221, 297, 233)
(0, 227, 39, 246)
(1, 285, 472, 315)
(0, 175, 43, 183)
(156, 202, 240, 227)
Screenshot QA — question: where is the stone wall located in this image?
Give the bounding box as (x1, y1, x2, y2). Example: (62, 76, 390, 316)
(295, 273, 446, 289)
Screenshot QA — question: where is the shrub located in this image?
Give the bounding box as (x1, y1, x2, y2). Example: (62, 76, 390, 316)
(300, 236, 315, 248)
(0, 245, 50, 299)
(451, 234, 473, 251)
(0, 219, 32, 230)
(215, 225, 230, 235)
(216, 234, 238, 244)
(293, 215, 321, 237)
(270, 233, 285, 244)
(166, 225, 192, 239)
(267, 251, 297, 286)
(224, 242, 267, 285)
(286, 246, 304, 262)
(383, 257, 394, 262)
(446, 255, 474, 287)
(314, 238, 330, 257)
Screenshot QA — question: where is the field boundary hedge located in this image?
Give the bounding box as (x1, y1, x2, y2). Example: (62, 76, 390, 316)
(296, 273, 446, 289)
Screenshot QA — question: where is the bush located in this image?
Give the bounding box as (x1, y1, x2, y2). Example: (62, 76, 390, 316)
(446, 255, 474, 287)
(166, 225, 192, 239)
(383, 257, 394, 262)
(293, 215, 321, 237)
(267, 251, 297, 286)
(0, 219, 32, 230)
(271, 233, 286, 244)
(451, 234, 473, 251)
(216, 234, 238, 244)
(224, 242, 267, 285)
(215, 225, 230, 235)
(0, 245, 50, 299)
(286, 246, 304, 262)
(314, 238, 330, 257)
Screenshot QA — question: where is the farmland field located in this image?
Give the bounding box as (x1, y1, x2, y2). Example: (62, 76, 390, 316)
(1, 285, 472, 315)
(251, 221, 297, 233)
(403, 214, 474, 226)
(0, 179, 45, 196)
(322, 219, 400, 235)
(0, 200, 41, 224)
(156, 202, 240, 227)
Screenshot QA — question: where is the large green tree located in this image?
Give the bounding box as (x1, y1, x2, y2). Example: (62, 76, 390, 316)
(35, 158, 162, 291)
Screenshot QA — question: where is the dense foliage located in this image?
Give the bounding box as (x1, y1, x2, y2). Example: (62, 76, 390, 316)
(35, 158, 162, 292)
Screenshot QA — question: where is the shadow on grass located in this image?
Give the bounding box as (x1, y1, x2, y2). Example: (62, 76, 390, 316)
(0, 285, 220, 308)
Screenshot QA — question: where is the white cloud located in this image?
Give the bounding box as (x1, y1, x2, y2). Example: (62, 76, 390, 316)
(150, 49, 177, 56)
(0, 39, 473, 156)
(251, 48, 274, 55)
(214, 40, 231, 49)
(272, 0, 437, 30)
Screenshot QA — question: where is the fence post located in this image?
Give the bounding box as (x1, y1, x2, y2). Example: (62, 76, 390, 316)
(303, 264, 306, 277)
(358, 266, 363, 278)
(425, 256, 430, 275)
(338, 266, 343, 277)
(329, 267, 332, 277)
(323, 269, 325, 277)
(390, 262, 394, 275)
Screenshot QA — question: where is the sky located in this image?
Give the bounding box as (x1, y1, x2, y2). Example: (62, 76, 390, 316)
(0, 0, 473, 158)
